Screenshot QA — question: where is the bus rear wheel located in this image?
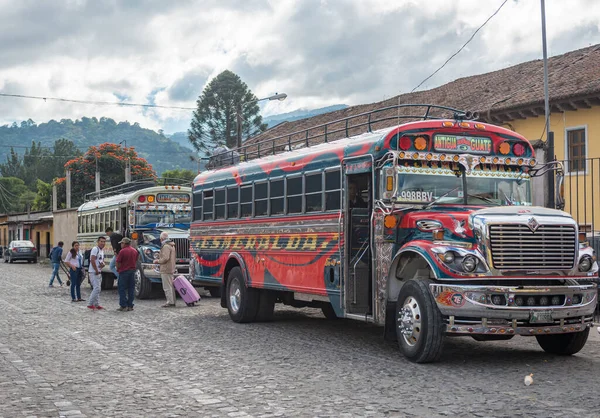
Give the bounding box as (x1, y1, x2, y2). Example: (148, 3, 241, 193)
(208, 287, 221, 298)
(395, 279, 445, 363)
(226, 267, 258, 323)
(101, 272, 114, 290)
(536, 328, 590, 355)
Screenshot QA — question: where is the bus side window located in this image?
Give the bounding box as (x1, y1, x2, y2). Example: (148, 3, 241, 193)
(227, 187, 239, 219)
(325, 169, 341, 211)
(193, 190, 202, 221)
(286, 176, 303, 214)
(203, 190, 214, 221)
(305, 172, 323, 212)
(215, 189, 225, 219)
(255, 182, 268, 216)
(240, 185, 253, 217)
(270, 179, 284, 215)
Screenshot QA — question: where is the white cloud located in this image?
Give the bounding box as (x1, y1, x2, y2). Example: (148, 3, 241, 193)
(0, 0, 599, 133)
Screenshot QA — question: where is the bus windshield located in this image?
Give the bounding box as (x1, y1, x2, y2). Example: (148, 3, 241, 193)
(395, 167, 531, 206)
(135, 207, 192, 228)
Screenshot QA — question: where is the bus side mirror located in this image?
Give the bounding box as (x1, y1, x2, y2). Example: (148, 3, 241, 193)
(555, 171, 565, 210)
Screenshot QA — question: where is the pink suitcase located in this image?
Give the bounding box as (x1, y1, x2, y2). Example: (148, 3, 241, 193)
(173, 275, 201, 306)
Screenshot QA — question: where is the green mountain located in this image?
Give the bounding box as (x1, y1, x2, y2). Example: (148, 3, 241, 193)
(0, 118, 196, 175)
(262, 104, 348, 127)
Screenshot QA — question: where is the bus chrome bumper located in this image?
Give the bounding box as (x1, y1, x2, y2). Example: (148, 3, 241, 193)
(141, 263, 190, 280)
(430, 283, 598, 336)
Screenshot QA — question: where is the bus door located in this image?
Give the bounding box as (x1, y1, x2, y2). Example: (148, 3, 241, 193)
(343, 157, 374, 317)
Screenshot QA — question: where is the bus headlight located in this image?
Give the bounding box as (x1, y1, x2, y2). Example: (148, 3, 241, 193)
(461, 255, 477, 273)
(578, 256, 593, 272)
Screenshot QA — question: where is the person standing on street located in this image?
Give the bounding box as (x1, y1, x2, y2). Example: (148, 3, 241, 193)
(116, 237, 138, 312)
(105, 227, 122, 281)
(64, 241, 85, 303)
(154, 232, 177, 308)
(48, 241, 64, 287)
(87, 236, 106, 311)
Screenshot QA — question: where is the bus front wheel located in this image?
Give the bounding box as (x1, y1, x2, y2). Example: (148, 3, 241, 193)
(226, 267, 258, 323)
(395, 279, 445, 363)
(134, 266, 152, 299)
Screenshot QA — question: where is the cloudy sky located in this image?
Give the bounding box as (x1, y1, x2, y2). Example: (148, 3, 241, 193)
(0, 0, 599, 134)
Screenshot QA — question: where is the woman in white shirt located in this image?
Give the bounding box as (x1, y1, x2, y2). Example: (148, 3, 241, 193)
(64, 241, 85, 303)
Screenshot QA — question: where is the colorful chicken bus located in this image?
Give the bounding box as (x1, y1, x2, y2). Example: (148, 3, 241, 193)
(189, 104, 598, 363)
(77, 180, 192, 299)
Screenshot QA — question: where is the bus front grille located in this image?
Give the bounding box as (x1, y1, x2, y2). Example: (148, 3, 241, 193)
(173, 238, 190, 260)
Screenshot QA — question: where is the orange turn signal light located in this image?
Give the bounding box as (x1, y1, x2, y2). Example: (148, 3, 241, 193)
(131, 232, 139, 240)
(147, 195, 155, 203)
(414, 136, 427, 151)
(433, 230, 444, 241)
(442, 121, 454, 128)
(384, 215, 398, 228)
(386, 176, 394, 191)
(499, 142, 511, 155)
(459, 122, 470, 128)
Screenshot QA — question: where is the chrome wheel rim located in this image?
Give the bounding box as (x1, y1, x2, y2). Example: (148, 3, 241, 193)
(229, 277, 241, 314)
(398, 296, 422, 346)
(134, 269, 142, 295)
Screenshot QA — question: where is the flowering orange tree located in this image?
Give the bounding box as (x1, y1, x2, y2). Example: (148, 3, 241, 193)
(56, 143, 156, 206)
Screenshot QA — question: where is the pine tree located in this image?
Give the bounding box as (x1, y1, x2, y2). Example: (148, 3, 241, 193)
(188, 70, 267, 154)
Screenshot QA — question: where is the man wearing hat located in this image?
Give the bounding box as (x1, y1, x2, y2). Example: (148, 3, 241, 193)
(115, 237, 138, 312)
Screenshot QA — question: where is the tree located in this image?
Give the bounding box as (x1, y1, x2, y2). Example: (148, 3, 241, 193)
(0, 148, 23, 178)
(188, 70, 267, 153)
(57, 143, 156, 207)
(0, 177, 30, 213)
(161, 168, 197, 185)
(32, 180, 53, 211)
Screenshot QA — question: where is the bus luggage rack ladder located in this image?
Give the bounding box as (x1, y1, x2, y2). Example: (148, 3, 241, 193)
(208, 104, 477, 169)
(84, 177, 191, 202)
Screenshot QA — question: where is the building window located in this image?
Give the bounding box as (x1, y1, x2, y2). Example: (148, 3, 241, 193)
(567, 127, 586, 173)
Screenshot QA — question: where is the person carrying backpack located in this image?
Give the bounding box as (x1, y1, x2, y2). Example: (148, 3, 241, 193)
(48, 241, 64, 287)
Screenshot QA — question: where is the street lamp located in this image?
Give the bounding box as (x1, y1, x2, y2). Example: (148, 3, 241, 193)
(236, 92, 287, 149)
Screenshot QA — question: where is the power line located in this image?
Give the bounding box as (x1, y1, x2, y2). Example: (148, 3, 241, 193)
(0, 92, 196, 111)
(411, 0, 508, 92)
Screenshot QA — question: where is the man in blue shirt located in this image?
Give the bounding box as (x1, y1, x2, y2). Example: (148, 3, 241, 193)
(48, 241, 64, 287)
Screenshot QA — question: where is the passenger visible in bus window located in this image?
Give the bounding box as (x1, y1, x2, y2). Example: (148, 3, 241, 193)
(349, 182, 367, 208)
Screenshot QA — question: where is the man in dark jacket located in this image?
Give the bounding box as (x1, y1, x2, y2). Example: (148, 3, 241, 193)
(105, 227, 123, 280)
(48, 241, 64, 287)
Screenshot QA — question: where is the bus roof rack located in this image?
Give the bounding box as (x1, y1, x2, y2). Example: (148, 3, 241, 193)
(207, 103, 474, 170)
(84, 177, 191, 202)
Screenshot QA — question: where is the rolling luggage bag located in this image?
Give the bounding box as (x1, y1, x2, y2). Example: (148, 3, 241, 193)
(173, 275, 201, 306)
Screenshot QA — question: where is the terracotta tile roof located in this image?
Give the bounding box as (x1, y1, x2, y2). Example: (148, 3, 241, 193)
(245, 44, 600, 153)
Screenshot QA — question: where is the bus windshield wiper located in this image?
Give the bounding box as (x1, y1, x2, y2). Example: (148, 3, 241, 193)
(425, 187, 460, 209)
(466, 194, 497, 205)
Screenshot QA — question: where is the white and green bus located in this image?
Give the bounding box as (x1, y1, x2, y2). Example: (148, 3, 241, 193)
(77, 180, 192, 298)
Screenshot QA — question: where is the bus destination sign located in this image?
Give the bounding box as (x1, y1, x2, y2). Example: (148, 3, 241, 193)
(433, 134, 492, 155)
(156, 193, 190, 204)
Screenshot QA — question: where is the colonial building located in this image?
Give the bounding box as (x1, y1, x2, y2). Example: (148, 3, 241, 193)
(246, 44, 600, 230)
(0, 211, 53, 257)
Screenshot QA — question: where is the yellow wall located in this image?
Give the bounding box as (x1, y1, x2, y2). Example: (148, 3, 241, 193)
(0, 215, 7, 247)
(31, 222, 53, 258)
(507, 107, 600, 230)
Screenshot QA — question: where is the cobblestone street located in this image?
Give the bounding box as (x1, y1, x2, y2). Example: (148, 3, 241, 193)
(0, 262, 599, 417)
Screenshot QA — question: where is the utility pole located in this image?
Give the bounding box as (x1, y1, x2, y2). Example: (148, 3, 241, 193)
(120, 140, 131, 183)
(541, 0, 555, 208)
(236, 103, 243, 149)
(95, 155, 101, 194)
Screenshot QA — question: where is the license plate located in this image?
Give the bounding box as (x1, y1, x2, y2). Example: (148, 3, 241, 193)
(530, 310, 553, 323)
